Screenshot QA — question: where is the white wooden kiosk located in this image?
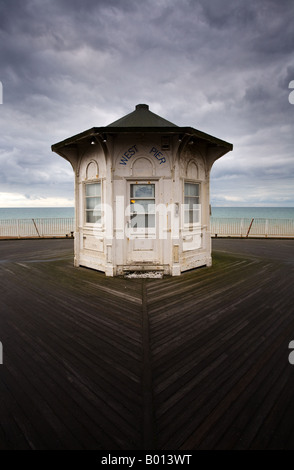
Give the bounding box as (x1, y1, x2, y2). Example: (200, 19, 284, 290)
(52, 104, 232, 276)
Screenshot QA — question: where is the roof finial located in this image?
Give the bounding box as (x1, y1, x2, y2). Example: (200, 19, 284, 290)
(136, 104, 149, 110)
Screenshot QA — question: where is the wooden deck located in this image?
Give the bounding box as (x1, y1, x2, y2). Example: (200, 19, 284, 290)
(0, 238, 294, 450)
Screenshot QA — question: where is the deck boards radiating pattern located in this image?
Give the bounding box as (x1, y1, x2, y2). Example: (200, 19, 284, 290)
(0, 239, 294, 449)
(0, 240, 143, 449)
(147, 241, 294, 450)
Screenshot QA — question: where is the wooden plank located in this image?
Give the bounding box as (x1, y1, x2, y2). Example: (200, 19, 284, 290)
(177, 315, 294, 449)
(141, 279, 156, 450)
(1, 239, 294, 450)
(199, 339, 290, 449)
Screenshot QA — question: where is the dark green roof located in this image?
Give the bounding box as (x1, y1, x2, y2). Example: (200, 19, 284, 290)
(51, 104, 233, 153)
(107, 104, 178, 127)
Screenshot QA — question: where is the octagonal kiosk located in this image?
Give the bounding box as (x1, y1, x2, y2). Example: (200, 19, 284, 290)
(52, 104, 232, 276)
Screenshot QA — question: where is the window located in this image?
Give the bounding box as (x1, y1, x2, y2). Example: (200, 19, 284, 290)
(85, 182, 101, 223)
(130, 184, 155, 228)
(161, 136, 170, 151)
(184, 182, 200, 225)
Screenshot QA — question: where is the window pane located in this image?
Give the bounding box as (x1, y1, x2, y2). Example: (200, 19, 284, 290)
(86, 197, 101, 210)
(184, 182, 200, 225)
(184, 183, 199, 197)
(130, 200, 155, 213)
(147, 214, 155, 228)
(191, 210, 199, 224)
(131, 214, 155, 228)
(131, 212, 156, 228)
(131, 184, 155, 198)
(131, 214, 145, 228)
(86, 183, 101, 197)
(184, 209, 200, 224)
(85, 183, 101, 223)
(86, 211, 101, 224)
(184, 197, 199, 209)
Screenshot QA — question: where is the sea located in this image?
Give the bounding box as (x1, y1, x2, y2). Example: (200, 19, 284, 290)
(0, 206, 293, 220)
(211, 207, 294, 220)
(0, 207, 75, 220)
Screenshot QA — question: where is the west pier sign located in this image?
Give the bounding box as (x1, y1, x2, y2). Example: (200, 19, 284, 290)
(119, 145, 166, 165)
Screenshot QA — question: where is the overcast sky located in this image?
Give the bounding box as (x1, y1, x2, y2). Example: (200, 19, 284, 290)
(0, 0, 293, 207)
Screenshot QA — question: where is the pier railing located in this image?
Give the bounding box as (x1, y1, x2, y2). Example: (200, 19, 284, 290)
(211, 217, 294, 238)
(0, 217, 293, 239)
(0, 218, 75, 238)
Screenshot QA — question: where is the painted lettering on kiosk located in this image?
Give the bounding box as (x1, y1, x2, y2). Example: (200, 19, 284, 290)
(119, 145, 138, 165)
(149, 146, 166, 164)
(119, 145, 167, 165)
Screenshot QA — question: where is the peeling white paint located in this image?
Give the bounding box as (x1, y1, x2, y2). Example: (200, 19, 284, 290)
(53, 105, 232, 276)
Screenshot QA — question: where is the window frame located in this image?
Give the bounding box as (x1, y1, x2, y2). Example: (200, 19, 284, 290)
(84, 180, 102, 225)
(128, 182, 156, 235)
(183, 181, 201, 228)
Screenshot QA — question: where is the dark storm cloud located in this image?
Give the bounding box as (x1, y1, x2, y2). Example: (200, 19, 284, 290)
(0, 0, 293, 206)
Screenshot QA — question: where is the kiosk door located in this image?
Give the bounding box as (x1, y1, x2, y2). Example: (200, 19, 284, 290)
(127, 182, 159, 263)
